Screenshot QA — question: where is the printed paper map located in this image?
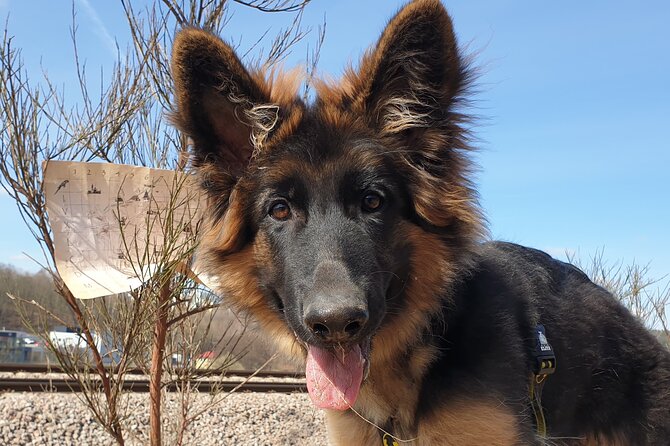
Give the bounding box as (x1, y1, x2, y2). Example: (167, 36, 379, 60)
(44, 160, 204, 299)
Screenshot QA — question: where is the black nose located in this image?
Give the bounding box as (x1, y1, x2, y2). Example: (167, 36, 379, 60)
(304, 304, 369, 342)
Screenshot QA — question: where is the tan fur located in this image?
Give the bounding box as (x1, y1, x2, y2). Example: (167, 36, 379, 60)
(416, 398, 522, 446)
(199, 223, 303, 362)
(325, 411, 380, 446)
(203, 189, 246, 253)
(325, 398, 522, 446)
(372, 223, 456, 366)
(246, 66, 304, 153)
(271, 101, 304, 144)
(353, 345, 437, 430)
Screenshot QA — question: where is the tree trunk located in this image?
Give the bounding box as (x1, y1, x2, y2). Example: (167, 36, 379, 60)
(150, 281, 170, 446)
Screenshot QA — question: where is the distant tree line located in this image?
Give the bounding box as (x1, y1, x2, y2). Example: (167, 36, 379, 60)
(0, 262, 298, 371)
(0, 264, 74, 330)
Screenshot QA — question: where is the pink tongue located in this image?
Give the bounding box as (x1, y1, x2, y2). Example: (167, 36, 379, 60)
(305, 344, 364, 410)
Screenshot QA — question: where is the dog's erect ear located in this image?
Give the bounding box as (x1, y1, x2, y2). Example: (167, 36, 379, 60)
(171, 29, 277, 175)
(351, 0, 466, 135)
(345, 1, 481, 234)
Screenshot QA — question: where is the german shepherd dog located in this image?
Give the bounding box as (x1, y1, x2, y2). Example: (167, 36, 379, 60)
(171, 0, 670, 444)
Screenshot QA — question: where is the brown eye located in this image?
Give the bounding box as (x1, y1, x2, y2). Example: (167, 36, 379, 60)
(269, 200, 291, 221)
(362, 192, 383, 212)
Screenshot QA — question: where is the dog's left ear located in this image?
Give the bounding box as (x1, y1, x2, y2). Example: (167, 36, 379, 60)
(348, 0, 478, 231)
(351, 0, 467, 136)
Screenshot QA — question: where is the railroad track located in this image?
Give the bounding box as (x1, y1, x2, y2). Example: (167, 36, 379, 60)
(0, 364, 307, 393)
(0, 363, 303, 378)
(0, 377, 306, 393)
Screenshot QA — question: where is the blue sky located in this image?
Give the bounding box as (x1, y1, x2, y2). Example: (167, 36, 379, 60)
(1, 0, 669, 283)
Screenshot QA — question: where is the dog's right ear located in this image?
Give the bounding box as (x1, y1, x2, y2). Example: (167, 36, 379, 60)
(171, 29, 275, 176)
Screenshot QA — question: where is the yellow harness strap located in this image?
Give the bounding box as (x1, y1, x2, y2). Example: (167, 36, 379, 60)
(382, 433, 400, 446)
(529, 374, 548, 437)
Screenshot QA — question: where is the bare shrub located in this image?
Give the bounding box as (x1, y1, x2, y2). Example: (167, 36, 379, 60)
(568, 250, 669, 347)
(1, 1, 317, 444)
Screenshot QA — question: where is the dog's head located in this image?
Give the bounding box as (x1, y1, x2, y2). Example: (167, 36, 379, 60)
(172, 0, 483, 410)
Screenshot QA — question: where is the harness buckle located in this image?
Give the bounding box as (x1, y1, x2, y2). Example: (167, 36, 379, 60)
(533, 324, 556, 376)
(382, 433, 400, 446)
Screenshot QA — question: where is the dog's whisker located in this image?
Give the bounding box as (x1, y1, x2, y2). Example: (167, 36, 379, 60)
(369, 270, 402, 280)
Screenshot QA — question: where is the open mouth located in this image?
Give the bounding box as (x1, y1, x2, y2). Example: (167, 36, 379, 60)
(304, 337, 371, 410)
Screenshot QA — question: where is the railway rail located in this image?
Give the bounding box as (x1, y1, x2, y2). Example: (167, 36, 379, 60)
(0, 363, 303, 378)
(0, 363, 306, 393)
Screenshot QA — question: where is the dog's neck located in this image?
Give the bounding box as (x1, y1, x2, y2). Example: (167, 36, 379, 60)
(351, 258, 478, 438)
(357, 344, 438, 438)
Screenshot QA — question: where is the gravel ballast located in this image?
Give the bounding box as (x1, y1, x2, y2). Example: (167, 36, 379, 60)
(0, 391, 328, 445)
